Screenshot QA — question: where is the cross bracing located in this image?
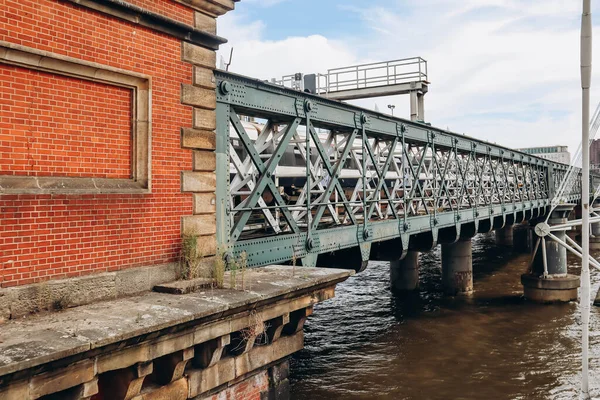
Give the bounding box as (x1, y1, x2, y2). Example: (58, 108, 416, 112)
(215, 71, 599, 268)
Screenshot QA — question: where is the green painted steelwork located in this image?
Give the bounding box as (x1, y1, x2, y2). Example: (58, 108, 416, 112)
(215, 70, 598, 268)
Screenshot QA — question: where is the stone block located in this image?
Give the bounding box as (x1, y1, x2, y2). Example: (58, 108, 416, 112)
(7, 282, 52, 317)
(0, 289, 13, 322)
(115, 267, 151, 297)
(187, 357, 235, 397)
(47, 274, 117, 309)
(149, 332, 195, 360)
(30, 360, 95, 399)
(269, 378, 290, 400)
(152, 349, 194, 385)
(192, 319, 232, 345)
(181, 84, 216, 110)
(96, 345, 150, 374)
(148, 263, 179, 288)
(181, 171, 216, 193)
(193, 193, 217, 215)
(8, 274, 117, 318)
(194, 11, 217, 34)
(196, 257, 215, 278)
(182, 215, 216, 236)
(181, 128, 216, 150)
(182, 42, 216, 69)
(193, 108, 217, 130)
(154, 278, 214, 295)
(196, 236, 217, 258)
(235, 332, 304, 378)
(77, 378, 99, 398)
(135, 361, 154, 378)
(193, 66, 216, 89)
(269, 360, 290, 385)
(0, 379, 29, 400)
(193, 150, 216, 172)
(194, 334, 230, 368)
(266, 314, 290, 343)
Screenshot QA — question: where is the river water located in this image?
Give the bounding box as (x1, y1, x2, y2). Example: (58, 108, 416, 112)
(290, 233, 600, 400)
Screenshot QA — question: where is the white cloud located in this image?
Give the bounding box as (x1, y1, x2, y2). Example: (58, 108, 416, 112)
(217, 13, 358, 81)
(218, 1, 600, 158)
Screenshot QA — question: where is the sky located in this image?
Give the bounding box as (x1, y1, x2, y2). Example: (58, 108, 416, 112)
(216, 0, 600, 157)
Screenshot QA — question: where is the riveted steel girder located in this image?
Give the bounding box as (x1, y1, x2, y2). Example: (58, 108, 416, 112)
(214, 70, 599, 268)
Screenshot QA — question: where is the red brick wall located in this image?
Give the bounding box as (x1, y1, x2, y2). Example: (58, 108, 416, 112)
(0, 65, 132, 178)
(0, 0, 196, 287)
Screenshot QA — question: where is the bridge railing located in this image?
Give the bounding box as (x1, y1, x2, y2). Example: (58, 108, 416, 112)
(326, 57, 428, 94)
(215, 70, 592, 268)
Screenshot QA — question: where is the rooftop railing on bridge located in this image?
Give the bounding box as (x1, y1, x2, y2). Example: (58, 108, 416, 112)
(215, 70, 598, 270)
(325, 57, 428, 94)
(273, 57, 428, 98)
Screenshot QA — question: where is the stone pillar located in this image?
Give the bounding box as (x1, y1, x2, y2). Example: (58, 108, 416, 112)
(591, 223, 600, 249)
(513, 225, 532, 253)
(521, 204, 579, 303)
(495, 225, 514, 246)
(267, 359, 291, 400)
(592, 222, 600, 236)
(390, 251, 419, 293)
(441, 239, 473, 295)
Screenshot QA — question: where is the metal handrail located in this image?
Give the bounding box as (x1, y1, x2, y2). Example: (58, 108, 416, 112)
(271, 57, 428, 95)
(326, 57, 427, 93)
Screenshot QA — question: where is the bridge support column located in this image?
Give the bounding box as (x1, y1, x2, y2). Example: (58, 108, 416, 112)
(441, 239, 473, 295)
(417, 92, 425, 122)
(495, 225, 513, 246)
(513, 225, 533, 253)
(410, 91, 418, 121)
(410, 91, 426, 122)
(521, 204, 579, 303)
(390, 251, 419, 293)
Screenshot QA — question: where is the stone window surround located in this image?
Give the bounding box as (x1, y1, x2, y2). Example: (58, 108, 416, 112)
(0, 41, 152, 194)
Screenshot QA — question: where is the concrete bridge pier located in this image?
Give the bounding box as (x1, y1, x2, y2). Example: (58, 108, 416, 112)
(390, 251, 420, 293)
(590, 200, 600, 249)
(441, 239, 473, 295)
(521, 204, 579, 303)
(495, 225, 514, 246)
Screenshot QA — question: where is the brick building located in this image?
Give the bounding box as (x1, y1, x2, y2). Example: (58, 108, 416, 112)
(1, 0, 223, 289)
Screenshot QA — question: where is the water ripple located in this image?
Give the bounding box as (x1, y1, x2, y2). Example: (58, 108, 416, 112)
(291, 233, 600, 400)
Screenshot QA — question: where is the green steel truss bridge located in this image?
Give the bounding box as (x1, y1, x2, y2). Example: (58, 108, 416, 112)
(215, 70, 594, 271)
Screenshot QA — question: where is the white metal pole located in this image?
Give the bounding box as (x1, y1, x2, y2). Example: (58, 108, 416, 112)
(580, 0, 592, 397)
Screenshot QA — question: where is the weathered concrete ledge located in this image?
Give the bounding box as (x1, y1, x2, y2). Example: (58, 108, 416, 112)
(0, 266, 352, 400)
(154, 278, 215, 295)
(0, 262, 182, 321)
